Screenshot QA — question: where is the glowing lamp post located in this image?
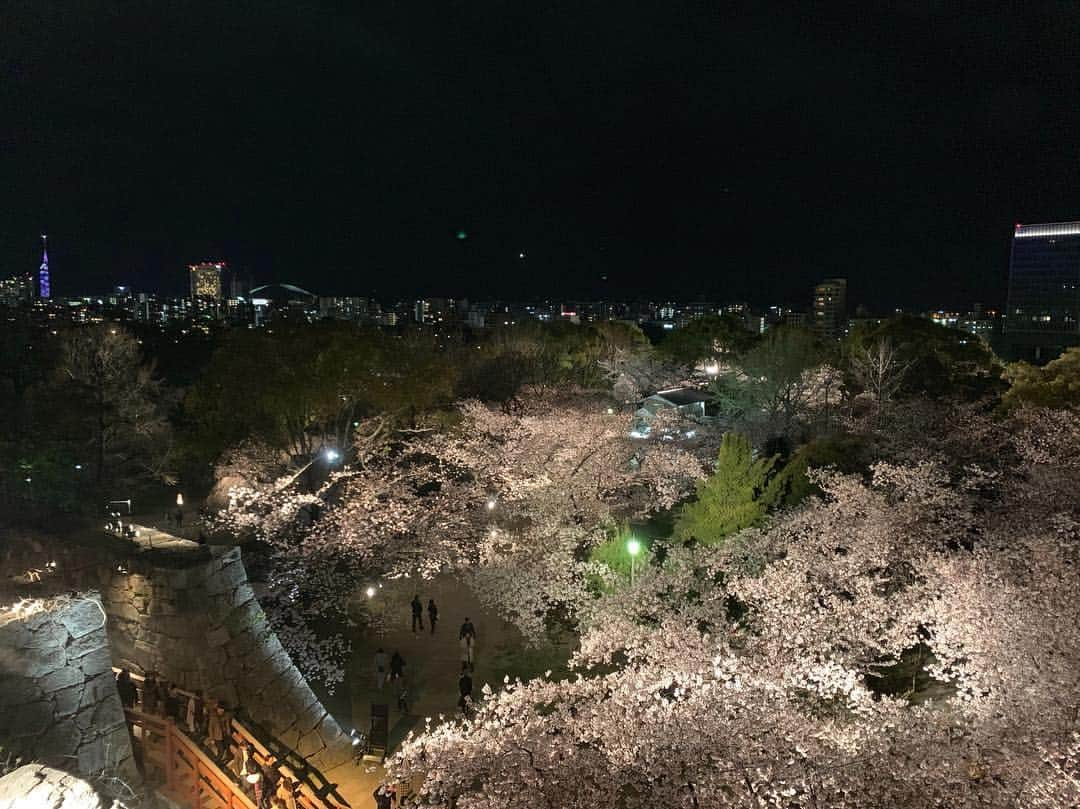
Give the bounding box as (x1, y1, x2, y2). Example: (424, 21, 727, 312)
(627, 538, 642, 585)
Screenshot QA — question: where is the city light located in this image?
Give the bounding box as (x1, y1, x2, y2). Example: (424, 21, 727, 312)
(486, 497, 497, 511)
(324, 448, 341, 462)
(365, 586, 376, 598)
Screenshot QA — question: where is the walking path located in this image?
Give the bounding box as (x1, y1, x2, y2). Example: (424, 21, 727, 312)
(123, 522, 203, 553)
(313, 574, 576, 806)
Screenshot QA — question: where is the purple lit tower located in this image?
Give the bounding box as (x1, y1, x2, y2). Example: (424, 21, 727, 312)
(38, 234, 50, 299)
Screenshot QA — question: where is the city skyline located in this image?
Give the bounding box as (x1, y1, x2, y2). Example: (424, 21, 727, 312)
(5, 4, 1080, 307)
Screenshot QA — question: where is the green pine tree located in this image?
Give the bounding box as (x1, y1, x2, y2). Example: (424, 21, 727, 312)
(673, 433, 779, 545)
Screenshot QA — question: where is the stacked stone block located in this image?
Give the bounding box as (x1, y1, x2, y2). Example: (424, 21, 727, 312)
(0, 595, 137, 785)
(100, 547, 353, 780)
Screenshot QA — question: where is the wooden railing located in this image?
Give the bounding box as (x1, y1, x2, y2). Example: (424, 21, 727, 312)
(129, 707, 257, 809)
(117, 669, 351, 809)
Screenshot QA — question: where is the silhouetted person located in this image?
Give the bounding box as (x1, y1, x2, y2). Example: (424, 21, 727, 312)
(458, 669, 473, 700)
(459, 632, 475, 671)
(427, 599, 438, 633)
(459, 617, 476, 641)
(115, 669, 137, 708)
(390, 651, 405, 681)
(142, 672, 159, 714)
(410, 595, 423, 632)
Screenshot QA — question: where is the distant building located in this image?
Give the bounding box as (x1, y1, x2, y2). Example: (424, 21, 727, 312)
(319, 296, 369, 322)
(631, 387, 712, 439)
(249, 283, 317, 324)
(1004, 221, 1080, 361)
(0, 273, 34, 306)
(189, 262, 224, 300)
(783, 311, 808, 329)
(812, 278, 847, 339)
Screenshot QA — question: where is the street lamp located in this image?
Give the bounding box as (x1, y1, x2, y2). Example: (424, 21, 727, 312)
(486, 497, 497, 511)
(627, 538, 642, 585)
(365, 586, 376, 598)
(276, 447, 342, 491)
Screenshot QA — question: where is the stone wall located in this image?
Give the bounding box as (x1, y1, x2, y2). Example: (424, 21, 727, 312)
(0, 765, 106, 809)
(0, 594, 137, 784)
(99, 547, 352, 781)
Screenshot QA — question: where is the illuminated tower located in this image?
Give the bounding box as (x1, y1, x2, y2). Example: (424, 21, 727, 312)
(38, 234, 50, 299)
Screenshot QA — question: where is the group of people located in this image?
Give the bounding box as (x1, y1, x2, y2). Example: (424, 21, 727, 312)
(370, 605, 480, 718)
(115, 668, 304, 809)
(409, 595, 438, 633)
(116, 669, 208, 740)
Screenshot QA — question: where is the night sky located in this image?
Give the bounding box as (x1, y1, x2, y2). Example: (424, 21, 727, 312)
(4, 2, 1080, 308)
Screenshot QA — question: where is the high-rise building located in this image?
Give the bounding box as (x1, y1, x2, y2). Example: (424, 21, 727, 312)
(189, 261, 224, 300)
(812, 278, 847, 339)
(38, 234, 50, 299)
(1004, 221, 1080, 361)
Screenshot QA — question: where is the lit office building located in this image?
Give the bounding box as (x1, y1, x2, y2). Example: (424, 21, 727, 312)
(812, 278, 847, 339)
(189, 262, 224, 300)
(1004, 221, 1080, 361)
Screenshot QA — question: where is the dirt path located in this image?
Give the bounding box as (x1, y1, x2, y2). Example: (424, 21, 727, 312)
(314, 573, 576, 805)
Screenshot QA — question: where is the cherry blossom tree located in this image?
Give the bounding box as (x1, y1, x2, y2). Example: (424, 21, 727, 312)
(210, 388, 710, 681)
(386, 449, 1080, 808)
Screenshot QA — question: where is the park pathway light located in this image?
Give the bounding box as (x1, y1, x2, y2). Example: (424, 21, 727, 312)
(627, 538, 642, 585)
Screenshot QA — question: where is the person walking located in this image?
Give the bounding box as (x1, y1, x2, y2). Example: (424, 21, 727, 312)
(459, 632, 474, 671)
(115, 669, 137, 708)
(410, 595, 423, 633)
(390, 651, 405, 681)
(459, 617, 476, 641)
(142, 672, 159, 715)
(185, 690, 198, 734)
(427, 599, 438, 634)
(374, 648, 389, 689)
(458, 667, 473, 701)
(207, 703, 227, 759)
